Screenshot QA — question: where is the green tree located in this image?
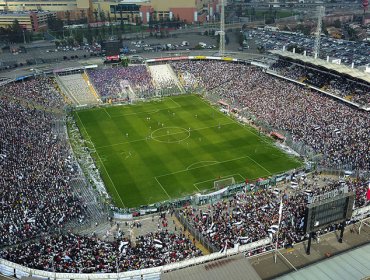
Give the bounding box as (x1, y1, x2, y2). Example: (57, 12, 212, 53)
(67, 36, 74, 46)
(86, 25, 93, 44)
(93, 9, 99, 22)
(74, 31, 83, 45)
(333, 19, 341, 28)
(47, 15, 63, 31)
(10, 20, 23, 43)
(80, 10, 87, 24)
(251, 7, 256, 21)
(65, 11, 71, 25)
(99, 11, 106, 22)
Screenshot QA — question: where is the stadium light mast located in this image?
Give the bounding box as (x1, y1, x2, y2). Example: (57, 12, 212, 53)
(219, 0, 226, 57)
(313, 6, 325, 59)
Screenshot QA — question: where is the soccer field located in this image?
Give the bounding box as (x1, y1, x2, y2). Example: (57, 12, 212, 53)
(74, 94, 301, 208)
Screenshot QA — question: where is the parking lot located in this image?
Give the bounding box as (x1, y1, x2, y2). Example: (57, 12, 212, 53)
(248, 29, 370, 66)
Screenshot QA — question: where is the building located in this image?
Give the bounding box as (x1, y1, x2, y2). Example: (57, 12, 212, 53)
(0, 0, 220, 25)
(0, 0, 93, 21)
(0, 11, 56, 31)
(323, 13, 354, 25)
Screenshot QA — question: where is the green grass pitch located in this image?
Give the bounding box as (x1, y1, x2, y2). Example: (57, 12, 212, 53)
(74, 94, 302, 208)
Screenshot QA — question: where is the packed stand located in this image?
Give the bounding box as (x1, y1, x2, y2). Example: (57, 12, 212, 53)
(179, 177, 369, 251)
(0, 229, 202, 273)
(270, 59, 370, 106)
(0, 77, 66, 109)
(172, 61, 370, 170)
(148, 64, 181, 95)
(87, 66, 155, 101)
(0, 80, 84, 246)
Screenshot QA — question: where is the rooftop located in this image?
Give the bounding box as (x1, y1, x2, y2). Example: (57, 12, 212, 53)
(270, 50, 370, 84)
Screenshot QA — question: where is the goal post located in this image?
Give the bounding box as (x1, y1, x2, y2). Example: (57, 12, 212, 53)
(214, 177, 235, 190)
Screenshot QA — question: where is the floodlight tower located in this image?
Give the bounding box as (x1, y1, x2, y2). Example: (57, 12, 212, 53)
(219, 0, 225, 57)
(313, 6, 325, 59)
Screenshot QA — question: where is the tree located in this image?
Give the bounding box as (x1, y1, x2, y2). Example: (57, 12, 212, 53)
(93, 9, 99, 22)
(333, 19, 341, 28)
(86, 25, 93, 44)
(9, 20, 23, 43)
(74, 31, 83, 45)
(251, 7, 256, 21)
(65, 11, 71, 25)
(99, 11, 106, 22)
(47, 15, 63, 31)
(238, 32, 244, 46)
(67, 36, 74, 46)
(80, 10, 87, 24)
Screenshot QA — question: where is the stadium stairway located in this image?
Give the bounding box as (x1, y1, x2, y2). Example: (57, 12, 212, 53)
(57, 73, 100, 106)
(172, 216, 210, 255)
(299, 77, 307, 83)
(82, 71, 102, 103)
(167, 64, 185, 93)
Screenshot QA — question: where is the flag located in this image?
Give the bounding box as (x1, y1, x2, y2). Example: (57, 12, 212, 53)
(64, 255, 72, 261)
(278, 198, 283, 226)
(366, 184, 370, 201)
(153, 239, 163, 248)
(119, 241, 129, 252)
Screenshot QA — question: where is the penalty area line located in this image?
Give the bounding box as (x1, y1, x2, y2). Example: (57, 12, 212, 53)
(154, 177, 171, 199)
(103, 108, 112, 119)
(246, 155, 272, 175)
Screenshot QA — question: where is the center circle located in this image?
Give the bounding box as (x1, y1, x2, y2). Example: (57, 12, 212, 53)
(150, 127, 190, 143)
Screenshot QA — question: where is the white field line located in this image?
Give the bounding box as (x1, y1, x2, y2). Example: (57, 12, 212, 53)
(169, 96, 181, 107)
(107, 100, 181, 118)
(186, 161, 219, 170)
(246, 155, 272, 175)
(95, 122, 234, 150)
(198, 97, 268, 141)
(154, 177, 171, 199)
(103, 108, 112, 119)
(156, 155, 251, 179)
(193, 173, 244, 189)
(75, 112, 126, 208)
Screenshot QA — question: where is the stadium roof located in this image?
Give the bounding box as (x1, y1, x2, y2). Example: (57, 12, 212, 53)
(276, 243, 370, 280)
(162, 253, 261, 280)
(270, 50, 370, 84)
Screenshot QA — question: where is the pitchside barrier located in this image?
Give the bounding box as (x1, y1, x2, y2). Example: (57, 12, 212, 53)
(0, 238, 271, 280)
(112, 167, 311, 219)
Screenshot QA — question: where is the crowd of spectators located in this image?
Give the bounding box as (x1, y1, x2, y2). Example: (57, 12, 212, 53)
(87, 66, 155, 101)
(270, 59, 370, 106)
(179, 177, 369, 251)
(0, 78, 66, 109)
(0, 228, 202, 273)
(171, 61, 370, 170)
(0, 79, 84, 246)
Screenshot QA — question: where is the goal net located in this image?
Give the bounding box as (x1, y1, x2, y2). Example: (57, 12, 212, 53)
(214, 177, 235, 190)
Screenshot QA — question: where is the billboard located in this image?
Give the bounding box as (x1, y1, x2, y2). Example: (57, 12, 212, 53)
(304, 192, 354, 234)
(102, 40, 121, 56)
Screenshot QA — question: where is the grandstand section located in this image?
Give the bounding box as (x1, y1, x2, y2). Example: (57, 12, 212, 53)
(56, 73, 100, 106)
(270, 57, 370, 108)
(148, 64, 184, 95)
(87, 65, 155, 102)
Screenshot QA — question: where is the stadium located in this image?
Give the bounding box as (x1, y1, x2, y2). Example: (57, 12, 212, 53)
(0, 44, 370, 279)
